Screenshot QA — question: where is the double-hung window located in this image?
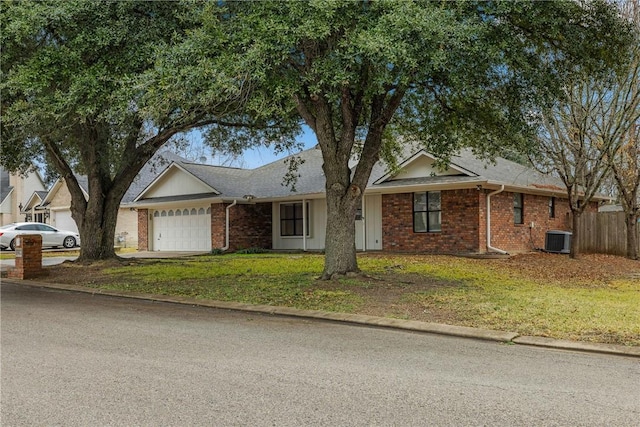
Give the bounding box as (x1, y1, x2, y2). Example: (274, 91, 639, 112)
(280, 202, 310, 237)
(413, 191, 441, 232)
(549, 197, 555, 219)
(514, 193, 524, 224)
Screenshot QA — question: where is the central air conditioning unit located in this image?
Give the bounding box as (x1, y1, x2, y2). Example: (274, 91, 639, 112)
(545, 230, 572, 254)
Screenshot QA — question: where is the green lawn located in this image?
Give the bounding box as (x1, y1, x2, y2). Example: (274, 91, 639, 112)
(60, 252, 640, 346)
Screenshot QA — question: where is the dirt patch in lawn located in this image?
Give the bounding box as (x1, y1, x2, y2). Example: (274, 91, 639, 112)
(312, 272, 464, 323)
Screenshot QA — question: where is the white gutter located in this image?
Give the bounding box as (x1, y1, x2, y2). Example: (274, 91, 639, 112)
(486, 185, 507, 254)
(222, 199, 237, 251)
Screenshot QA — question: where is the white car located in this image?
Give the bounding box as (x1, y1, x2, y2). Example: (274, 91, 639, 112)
(0, 222, 80, 251)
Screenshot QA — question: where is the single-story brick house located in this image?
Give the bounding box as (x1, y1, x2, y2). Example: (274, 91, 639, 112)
(131, 145, 601, 254)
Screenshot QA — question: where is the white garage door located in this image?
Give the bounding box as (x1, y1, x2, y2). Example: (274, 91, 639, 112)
(52, 210, 79, 234)
(152, 207, 211, 251)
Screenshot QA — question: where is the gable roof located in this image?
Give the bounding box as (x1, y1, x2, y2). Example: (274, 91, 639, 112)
(371, 148, 566, 195)
(42, 176, 90, 205)
(23, 190, 49, 210)
(122, 151, 191, 204)
(129, 144, 578, 206)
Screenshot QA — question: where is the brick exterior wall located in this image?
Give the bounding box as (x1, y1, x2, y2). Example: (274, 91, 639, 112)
(137, 209, 149, 251)
(210, 204, 226, 249)
(381, 189, 587, 254)
(382, 189, 482, 253)
(211, 202, 272, 251)
(487, 192, 570, 252)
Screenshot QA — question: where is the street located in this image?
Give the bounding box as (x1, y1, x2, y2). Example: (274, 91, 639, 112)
(1, 283, 639, 426)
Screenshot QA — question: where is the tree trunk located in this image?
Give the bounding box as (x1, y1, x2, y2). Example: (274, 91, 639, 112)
(570, 209, 581, 259)
(321, 184, 361, 279)
(625, 212, 639, 260)
(75, 192, 121, 262)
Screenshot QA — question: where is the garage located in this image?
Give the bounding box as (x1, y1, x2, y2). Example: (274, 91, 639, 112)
(51, 209, 79, 234)
(151, 206, 211, 251)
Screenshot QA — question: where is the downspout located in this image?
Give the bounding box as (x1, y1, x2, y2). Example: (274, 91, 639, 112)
(486, 185, 507, 254)
(222, 200, 237, 251)
(361, 196, 366, 252)
(302, 199, 307, 252)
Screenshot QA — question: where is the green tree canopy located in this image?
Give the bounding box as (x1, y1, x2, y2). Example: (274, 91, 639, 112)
(1, 0, 247, 261)
(193, 0, 632, 277)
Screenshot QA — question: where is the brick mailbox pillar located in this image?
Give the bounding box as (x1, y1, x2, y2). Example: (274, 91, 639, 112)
(8, 234, 45, 280)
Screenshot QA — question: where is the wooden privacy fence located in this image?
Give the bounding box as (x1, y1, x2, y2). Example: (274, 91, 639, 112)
(576, 211, 639, 256)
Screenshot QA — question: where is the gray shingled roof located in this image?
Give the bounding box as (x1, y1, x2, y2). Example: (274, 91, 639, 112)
(0, 168, 13, 204)
(178, 163, 252, 198)
(448, 149, 565, 190)
(129, 144, 569, 203)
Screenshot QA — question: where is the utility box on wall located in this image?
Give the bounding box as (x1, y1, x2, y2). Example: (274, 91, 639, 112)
(8, 234, 45, 279)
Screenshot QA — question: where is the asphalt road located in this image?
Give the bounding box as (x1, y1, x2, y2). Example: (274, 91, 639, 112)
(2, 283, 639, 426)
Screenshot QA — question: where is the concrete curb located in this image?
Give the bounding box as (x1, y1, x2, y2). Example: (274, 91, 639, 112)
(4, 278, 638, 358)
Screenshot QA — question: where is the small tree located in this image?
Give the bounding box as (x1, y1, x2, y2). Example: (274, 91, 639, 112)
(609, 1, 640, 260)
(611, 125, 640, 259)
(534, 86, 616, 258)
(534, 0, 640, 259)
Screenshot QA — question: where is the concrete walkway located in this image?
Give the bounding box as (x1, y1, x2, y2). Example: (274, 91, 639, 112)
(2, 269, 638, 359)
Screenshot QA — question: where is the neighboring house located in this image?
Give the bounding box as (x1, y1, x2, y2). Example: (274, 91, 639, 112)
(131, 145, 602, 254)
(31, 151, 185, 247)
(598, 203, 624, 212)
(0, 166, 47, 226)
(22, 190, 50, 223)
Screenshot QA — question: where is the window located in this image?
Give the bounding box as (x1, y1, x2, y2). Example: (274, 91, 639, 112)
(413, 191, 441, 232)
(514, 193, 524, 224)
(549, 197, 555, 219)
(280, 202, 310, 236)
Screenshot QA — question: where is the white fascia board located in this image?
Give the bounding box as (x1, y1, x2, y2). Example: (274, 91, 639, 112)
(0, 187, 14, 206)
(23, 192, 44, 209)
(374, 150, 474, 184)
(41, 180, 63, 205)
(131, 196, 223, 210)
(368, 180, 489, 194)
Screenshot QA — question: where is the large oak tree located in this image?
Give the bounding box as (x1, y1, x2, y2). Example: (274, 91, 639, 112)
(197, 1, 631, 278)
(1, 1, 249, 262)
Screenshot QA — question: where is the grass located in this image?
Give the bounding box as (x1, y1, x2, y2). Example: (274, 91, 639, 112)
(45, 252, 640, 346)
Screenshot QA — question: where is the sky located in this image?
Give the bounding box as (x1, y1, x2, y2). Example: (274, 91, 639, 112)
(178, 125, 318, 169)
